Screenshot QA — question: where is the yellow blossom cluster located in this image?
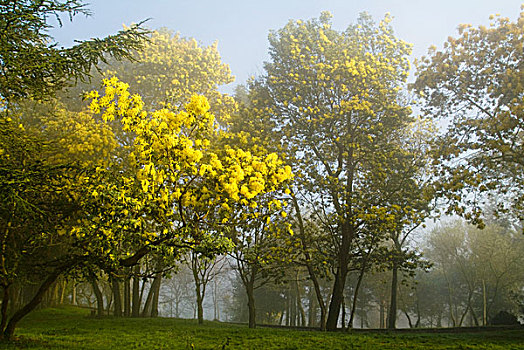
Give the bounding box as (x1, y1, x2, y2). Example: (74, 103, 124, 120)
(86, 77, 292, 237)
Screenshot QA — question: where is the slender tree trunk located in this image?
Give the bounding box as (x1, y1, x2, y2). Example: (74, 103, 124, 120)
(59, 280, 66, 304)
(138, 278, 147, 314)
(482, 279, 487, 326)
(71, 278, 76, 305)
(306, 264, 326, 330)
(290, 285, 296, 327)
(308, 284, 317, 327)
(195, 284, 204, 323)
(111, 277, 122, 317)
(387, 262, 398, 329)
(123, 273, 131, 317)
(106, 290, 113, 315)
(279, 308, 285, 325)
(295, 277, 306, 327)
(190, 259, 205, 324)
(404, 310, 413, 328)
(348, 259, 366, 329)
(468, 301, 479, 326)
(132, 265, 140, 317)
(213, 279, 219, 321)
(3, 269, 62, 340)
(458, 290, 474, 327)
(90, 274, 104, 317)
(341, 296, 346, 330)
(379, 299, 385, 329)
(51, 281, 60, 306)
(444, 275, 457, 327)
(246, 279, 256, 328)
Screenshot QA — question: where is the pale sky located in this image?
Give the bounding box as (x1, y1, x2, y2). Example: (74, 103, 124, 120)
(50, 0, 524, 93)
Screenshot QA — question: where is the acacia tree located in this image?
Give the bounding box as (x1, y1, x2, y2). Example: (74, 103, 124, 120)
(258, 12, 414, 330)
(413, 9, 524, 224)
(84, 29, 238, 313)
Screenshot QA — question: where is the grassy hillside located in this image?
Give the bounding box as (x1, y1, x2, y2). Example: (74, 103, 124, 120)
(2, 307, 523, 349)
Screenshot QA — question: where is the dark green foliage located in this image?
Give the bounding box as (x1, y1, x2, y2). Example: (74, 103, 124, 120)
(0, 0, 148, 103)
(490, 311, 520, 326)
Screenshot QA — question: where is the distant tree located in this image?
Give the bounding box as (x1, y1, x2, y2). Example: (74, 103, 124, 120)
(187, 252, 224, 324)
(425, 220, 524, 327)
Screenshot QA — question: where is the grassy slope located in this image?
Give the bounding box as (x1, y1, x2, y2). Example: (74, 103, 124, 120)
(2, 307, 523, 349)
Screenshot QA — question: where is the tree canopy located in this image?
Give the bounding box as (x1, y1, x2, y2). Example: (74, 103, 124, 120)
(414, 10, 524, 225)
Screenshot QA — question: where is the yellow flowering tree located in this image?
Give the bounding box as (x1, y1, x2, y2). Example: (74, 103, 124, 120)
(71, 28, 236, 117)
(413, 9, 524, 225)
(220, 85, 295, 328)
(78, 77, 292, 274)
(258, 12, 423, 330)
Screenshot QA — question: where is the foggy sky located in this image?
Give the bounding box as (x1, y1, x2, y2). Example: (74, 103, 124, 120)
(50, 0, 524, 93)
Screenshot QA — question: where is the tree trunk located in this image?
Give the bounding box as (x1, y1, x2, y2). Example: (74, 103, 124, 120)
(468, 301, 479, 326)
(295, 277, 306, 327)
(306, 264, 326, 330)
(141, 281, 153, 317)
(71, 278, 76, 305)
(195, 284, 204, 323)
(123, 273, 131, 317)
(348, 259, 366, 329)
(0, 285, 9, 333)
(326, 264, 348, 330)
(387, 263, 398, 329)
(90, 274, 104, 317)
(59, 280, 66, 304)
(307, 284, 317, 327)
(213, 279, 219, 321)
(246, 279, 256, 328)
(482, 279, 487, 326)
(191, 259, 204, 324)
(3, 269, 62, 340)
(326, 224, 352, 331)
(51, 280, 59, 306)
(290, 285, 296, 327)
(132, 265, 140, 317)
(379, 299, 385, 329)
(404, 310, 413, 328)
(111, 277, 122, 317)
(150, 274, 161, 317)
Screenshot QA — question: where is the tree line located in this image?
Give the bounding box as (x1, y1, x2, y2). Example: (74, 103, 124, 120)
(1, 0, 523, 340)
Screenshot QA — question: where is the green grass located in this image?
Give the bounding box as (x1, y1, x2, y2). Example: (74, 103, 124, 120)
(2, 307, 523, 349)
